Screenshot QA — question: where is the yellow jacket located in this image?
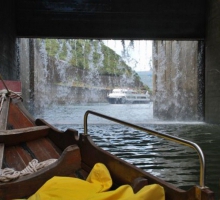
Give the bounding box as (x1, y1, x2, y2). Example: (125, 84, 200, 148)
(19, 163, 165, 200)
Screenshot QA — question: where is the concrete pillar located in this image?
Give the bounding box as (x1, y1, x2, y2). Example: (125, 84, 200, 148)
(19, 38, 37, 113)
(205, 0, 220, 123)
(19, 39, 30, 108)
(19, 39, 46, 113)
(153, 41, 200, 121)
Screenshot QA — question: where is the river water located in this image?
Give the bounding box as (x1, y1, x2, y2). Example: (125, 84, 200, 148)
(34, 103, 220, 199)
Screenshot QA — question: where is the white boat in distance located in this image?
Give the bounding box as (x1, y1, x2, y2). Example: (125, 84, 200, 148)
(107, 88, 151, 104)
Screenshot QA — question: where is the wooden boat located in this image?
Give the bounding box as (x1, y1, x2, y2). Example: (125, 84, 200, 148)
(0, 81, 214, 199)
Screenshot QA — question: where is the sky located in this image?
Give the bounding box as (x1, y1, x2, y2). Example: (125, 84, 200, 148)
(103, 40, 152, 72)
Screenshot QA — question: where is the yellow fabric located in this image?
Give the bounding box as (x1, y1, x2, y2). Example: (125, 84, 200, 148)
(86, 162, 112, 192)
(20, 163, 164, 200)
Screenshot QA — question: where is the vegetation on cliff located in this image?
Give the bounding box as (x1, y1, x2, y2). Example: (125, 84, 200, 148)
(40, 39, 149, 90)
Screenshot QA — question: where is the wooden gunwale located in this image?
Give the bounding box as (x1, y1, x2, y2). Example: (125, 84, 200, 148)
(65, 130, 215, 200)
(68, 130, 188, 200)
(0, 97, 10, 168)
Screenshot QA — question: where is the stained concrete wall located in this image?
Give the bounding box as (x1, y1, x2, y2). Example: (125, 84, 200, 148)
(205, 1, 220, 123)
(18, 39, 33, 111)
(0, 1, 18, 80)
(153, 41, 201, 121)
(19, 39, 46, 112)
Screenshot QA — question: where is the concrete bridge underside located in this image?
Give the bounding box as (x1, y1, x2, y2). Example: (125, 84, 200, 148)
(0, 0, 220, 123)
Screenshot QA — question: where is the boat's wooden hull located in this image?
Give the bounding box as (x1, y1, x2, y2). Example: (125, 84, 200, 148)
(0, 97, 215, 200)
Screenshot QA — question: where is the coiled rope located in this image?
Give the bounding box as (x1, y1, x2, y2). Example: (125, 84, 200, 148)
(0, 74, 23, 113)
(0, 158, 57, 182)
(0, 74, 57, 182)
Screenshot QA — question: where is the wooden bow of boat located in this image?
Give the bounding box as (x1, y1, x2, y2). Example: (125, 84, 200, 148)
(0, 83, 215, 199)
(0, 93, 80, 198)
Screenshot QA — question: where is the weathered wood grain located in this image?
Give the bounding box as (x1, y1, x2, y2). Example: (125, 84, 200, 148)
(0, 126, 50, 146)
(4, 145, 31, 170)
(36, 118, 79, 151)
(0, 145, 81, 199)
(26, 137, 60, 161)
(7, 103, 34, 129)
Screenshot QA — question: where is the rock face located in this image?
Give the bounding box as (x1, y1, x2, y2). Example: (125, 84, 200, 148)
(19, 39, 145, 111)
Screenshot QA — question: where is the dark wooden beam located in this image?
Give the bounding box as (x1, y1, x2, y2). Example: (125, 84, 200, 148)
(15, 0, 205, 39)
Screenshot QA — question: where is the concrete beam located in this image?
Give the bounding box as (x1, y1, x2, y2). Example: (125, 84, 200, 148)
(15, 0, 205, 40)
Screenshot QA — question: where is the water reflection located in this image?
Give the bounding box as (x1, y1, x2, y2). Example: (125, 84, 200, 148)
(35, 104, 220, 199)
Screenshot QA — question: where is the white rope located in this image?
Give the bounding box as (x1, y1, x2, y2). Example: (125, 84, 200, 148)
(0, 89, 23, 114)
(0, 89, 23, 101)
(0, 158, 57, 182)
(0, 74, 10, 94)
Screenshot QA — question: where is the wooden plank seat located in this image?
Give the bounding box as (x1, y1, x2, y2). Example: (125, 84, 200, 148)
(0, 126, 50, 146)
(0, 125, 78, 170)
(0, 126, 53, 170)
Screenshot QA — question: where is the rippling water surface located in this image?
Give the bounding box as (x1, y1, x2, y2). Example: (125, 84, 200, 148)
(35, 103, 220, 199)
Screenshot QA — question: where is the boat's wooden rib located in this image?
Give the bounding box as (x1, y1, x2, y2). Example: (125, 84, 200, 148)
(0, 143, 4, 168)
(0, 145, 81, 199)
(131, 177, 149, 193)
(14, 101, 36, 125)
(4, 145, 31, 170)
(7, 101, 35, 129)
(35, 118, 79, 151)
(26, 137, 60, 161)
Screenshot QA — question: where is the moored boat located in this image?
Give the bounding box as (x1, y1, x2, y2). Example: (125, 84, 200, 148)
(0, 81, 214, 199)
(107, 88, 150, 104)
